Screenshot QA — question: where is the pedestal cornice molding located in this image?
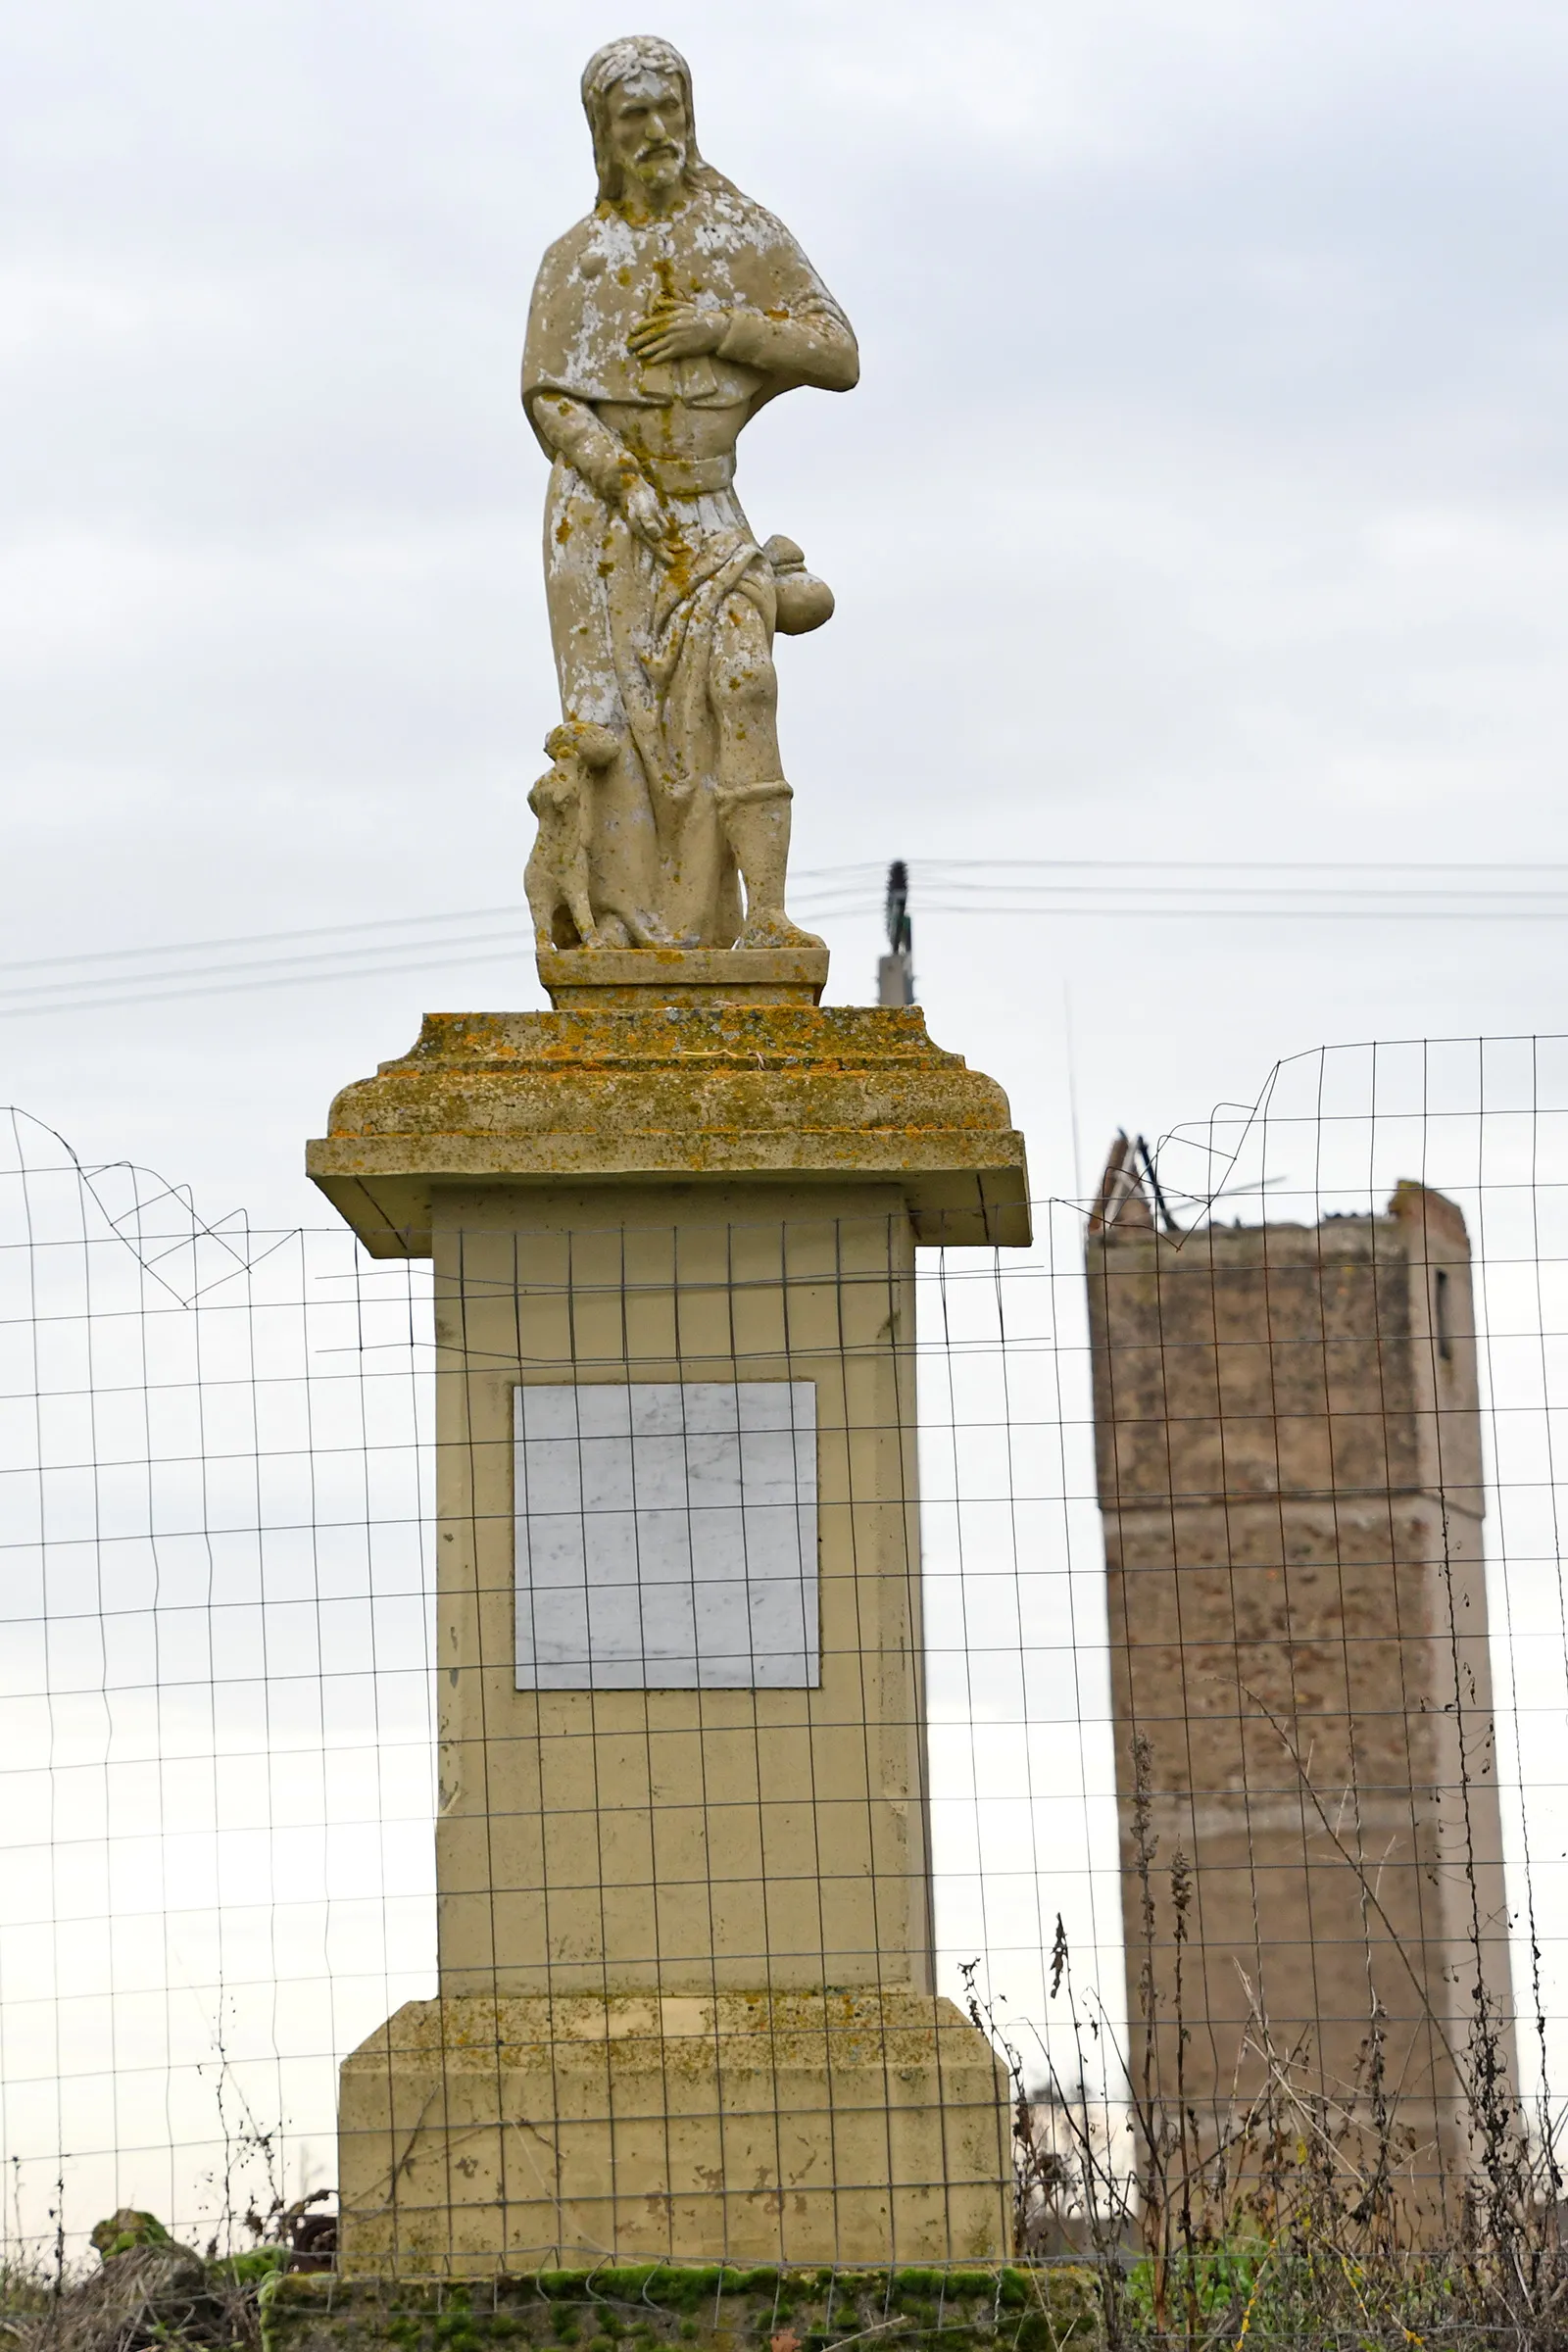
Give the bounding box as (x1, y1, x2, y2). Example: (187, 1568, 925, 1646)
(307, 1004, 1030, 1254)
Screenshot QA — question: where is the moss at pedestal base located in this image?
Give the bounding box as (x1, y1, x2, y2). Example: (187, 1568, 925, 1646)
(262, 2265, 1102, 2352)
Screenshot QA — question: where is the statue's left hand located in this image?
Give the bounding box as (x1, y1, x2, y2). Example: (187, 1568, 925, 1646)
(628, 302, 728, 366)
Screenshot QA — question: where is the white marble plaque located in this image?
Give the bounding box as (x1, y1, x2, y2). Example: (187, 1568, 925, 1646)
(514, 1382, 819, 1690)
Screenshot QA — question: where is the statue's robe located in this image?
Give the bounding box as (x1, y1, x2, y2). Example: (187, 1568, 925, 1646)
(523, 173, 857, 946)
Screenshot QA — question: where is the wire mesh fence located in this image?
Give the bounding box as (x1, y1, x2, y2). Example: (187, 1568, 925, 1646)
(6, 1034, 1568, 2343)
(0, 1115, 436, 2262)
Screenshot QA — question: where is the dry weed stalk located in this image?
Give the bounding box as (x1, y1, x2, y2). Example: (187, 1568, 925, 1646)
(958, 1695, 1568, 2345)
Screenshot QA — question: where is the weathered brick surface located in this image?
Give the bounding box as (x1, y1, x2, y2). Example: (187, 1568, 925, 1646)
(1087, 1183, 1513, 2231)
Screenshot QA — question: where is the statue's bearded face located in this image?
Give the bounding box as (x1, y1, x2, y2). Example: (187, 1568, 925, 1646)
(605, 70, 689, 202)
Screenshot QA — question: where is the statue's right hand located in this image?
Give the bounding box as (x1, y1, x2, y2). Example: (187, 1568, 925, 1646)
(621, 479, 666, 548)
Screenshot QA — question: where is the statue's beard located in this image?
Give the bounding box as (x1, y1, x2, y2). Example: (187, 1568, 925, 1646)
(631, 141, 685, 187)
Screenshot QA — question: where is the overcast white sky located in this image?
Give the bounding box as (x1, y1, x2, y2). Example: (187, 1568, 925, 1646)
(13, 9, 1568, 2223)
(5, 0, 1568, 1216)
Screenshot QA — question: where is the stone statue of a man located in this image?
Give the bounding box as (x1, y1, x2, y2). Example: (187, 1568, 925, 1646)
(522, 35, 858, 951)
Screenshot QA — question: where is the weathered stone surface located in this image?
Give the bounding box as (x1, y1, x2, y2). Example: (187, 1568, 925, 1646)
(1086, 1176, 1513, 2231)
(263, 2264, 1102, 2352)
(309, 991, 1029, 2261)
(539, 948, 828, 1008)
(307, 1005, 1029, 1253)
(421, 1181, 944, 2002)
(336, 1993, 1011, 2273)
(520, 39, 858, 953)
(310, 997, 1028, 2262)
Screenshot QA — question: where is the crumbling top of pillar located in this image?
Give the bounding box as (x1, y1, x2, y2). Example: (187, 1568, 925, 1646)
(1084, 1176, 1482, 1516)
(307, 998, 1029, 1257)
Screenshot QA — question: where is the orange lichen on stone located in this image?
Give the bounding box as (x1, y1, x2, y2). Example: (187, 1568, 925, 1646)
(307, 1000, 1029, 1255)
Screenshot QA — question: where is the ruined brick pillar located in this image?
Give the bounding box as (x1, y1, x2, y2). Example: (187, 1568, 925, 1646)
(1086, 1162, 1514, 2233)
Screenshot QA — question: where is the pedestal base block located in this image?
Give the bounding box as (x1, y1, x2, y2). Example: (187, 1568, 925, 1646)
(338, 1991, 1012, 2273)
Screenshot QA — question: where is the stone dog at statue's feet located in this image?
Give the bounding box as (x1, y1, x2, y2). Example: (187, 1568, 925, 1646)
(522, 34, 855, 954)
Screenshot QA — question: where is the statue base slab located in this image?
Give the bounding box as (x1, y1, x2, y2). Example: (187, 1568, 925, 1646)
(539, 946, 828, 1007)
(337, 1990, 1012, 2272)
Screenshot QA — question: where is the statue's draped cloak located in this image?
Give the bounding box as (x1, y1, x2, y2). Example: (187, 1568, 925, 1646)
(523, 175, 852, 423)
(522, 179, 856, 947)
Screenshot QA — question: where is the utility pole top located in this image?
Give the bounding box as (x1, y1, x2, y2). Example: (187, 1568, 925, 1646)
(877, 858, 915, 1006)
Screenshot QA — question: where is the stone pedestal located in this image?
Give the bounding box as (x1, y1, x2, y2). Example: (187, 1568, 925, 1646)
(308, 951, 1029, 2270)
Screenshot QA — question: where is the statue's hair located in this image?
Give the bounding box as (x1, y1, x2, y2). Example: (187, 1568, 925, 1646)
(580, 35, 721, 206)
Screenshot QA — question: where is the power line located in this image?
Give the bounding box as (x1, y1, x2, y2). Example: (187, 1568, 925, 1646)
(5, 858, 1568, 1017)
(0, 927, 527, 1006)
(22, 858, 1567, 966)
(0, 943, 539, 1019)
(0, 905, 524, 977)
(915, 904, 1568, 920)
(915, 883, 1568, 903)
(902, 858, 1568, 873)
